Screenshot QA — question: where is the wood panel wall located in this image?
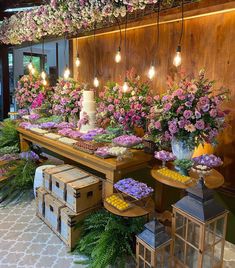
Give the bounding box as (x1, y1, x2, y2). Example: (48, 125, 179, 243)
(72, 4, 235, 194)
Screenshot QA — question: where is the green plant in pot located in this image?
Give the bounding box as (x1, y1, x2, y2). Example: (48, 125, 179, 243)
(174, 159, 194, 176)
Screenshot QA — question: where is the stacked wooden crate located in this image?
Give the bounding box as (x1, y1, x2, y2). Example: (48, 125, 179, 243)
(36, 165, 102, 249)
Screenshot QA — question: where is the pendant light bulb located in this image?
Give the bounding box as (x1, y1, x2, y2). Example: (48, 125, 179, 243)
(115, 48, 121, 63)
(41, 70, 46, 80)
(93, 77, 99, 88)
(28, 61, 33, 71)
(123, 80, 129, 93)
(31, 67, 35, 75)
(42, 79, 47, 86)
(148, 65, 155, 80)
(173, 45, 182, 67)
(75, 55, 80, 67)
(64, 66, 70, 80)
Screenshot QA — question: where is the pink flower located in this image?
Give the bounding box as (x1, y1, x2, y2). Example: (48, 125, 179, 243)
(209, 109, 217, 118)
(108, 104, 114, 112)
(183, 110, 193, 119)
(154, 121, 161, 130)
(164, 103, 172, 112)
(195, 120, 205, 130)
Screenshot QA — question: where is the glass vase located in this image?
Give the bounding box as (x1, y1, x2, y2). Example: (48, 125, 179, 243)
(171, 138, 194, 160)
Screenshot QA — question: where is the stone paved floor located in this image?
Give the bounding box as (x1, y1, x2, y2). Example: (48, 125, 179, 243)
(0, 198, 235, 268)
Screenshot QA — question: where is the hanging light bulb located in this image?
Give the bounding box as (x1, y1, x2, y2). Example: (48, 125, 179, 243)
(115, 47, 121, 63)
(41, 70, 46, 80)
(148, 65, 155, 80)
(75, 54, 81, 67)
(173, 45, 182, 67)
(93, 77, 99, 88)
(64, 65, 70, 80)
(28, 61, 33, 71)
(123, 79, 129, 93)
(31, 67, 35, 75)
(42, 79, 47, 86)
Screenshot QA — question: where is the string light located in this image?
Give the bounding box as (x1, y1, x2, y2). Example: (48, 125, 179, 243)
(31, 67, 35, 75)
(42, 79, 47, 86)
(173, 0, 184, 67)
(40, 38, 47, 81)
(115, 18, 122, 63)
(148, 1, 160, 80)
(41, 71, 46, 80)
(123, 80, 129, 93)
(93, 77, 99, 88)
(28, 61, 33, 71)
(122, 8, 129, 93)
(75, 55, 81, 67)
(28, 41, 34, 73)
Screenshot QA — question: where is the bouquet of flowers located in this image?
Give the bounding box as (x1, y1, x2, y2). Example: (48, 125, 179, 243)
(193, 154, 223, 168)
(15, 75, 46, 109)
(148, 70, 230, 149)
(97, 69, 153, 132)
(51, 78, 83, 116)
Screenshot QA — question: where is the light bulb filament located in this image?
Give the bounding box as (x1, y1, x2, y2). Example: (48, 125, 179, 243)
(148, 65, 155, 80)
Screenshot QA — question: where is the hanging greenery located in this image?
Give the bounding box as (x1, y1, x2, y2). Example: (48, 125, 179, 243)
(73, 209, 144, 268)
(0, 119, 19, 149)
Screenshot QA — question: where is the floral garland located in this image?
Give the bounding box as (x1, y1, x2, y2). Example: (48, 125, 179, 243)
(97, 69, 154, 132)
(15, 75, 47, 109)
(51, 77, 83, 116)
(0, 0, 175, 45)
(148, 70, 230, 148)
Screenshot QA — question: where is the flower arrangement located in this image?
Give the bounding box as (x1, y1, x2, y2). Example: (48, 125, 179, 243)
(193, 154, 223, 168)
(0, 0, 175, 45)
(15, 75, 46, 109)
(174, 159, 194, 175)
(112, 135, 142, 147)
(148, 70, 230, 149)
(97, 69, 154, 132)
(154, 150, 176, 166)
(19, 151, 40, 162)
(114, 178, 154, 199)
(58, 128, 82, 139)
(95, 147, 111, 158)
(51, 78, 83, 117)
(80, 128, 106, 141)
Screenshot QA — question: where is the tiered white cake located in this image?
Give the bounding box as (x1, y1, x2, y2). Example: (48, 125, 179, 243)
(79, 90, 97, 133)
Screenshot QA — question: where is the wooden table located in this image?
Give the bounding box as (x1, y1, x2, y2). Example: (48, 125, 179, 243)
(17, 127, 152, 197)
(151, 165, 224, 211)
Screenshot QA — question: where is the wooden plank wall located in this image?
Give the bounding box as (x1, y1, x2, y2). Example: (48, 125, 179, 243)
(72, 4, 235, 194)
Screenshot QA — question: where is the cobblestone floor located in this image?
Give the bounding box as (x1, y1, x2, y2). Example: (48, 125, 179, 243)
(0, 198, 235, 268)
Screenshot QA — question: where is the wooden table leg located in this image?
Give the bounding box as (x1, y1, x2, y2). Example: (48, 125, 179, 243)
(155, 181, 164, 212)
(19, 134, 31, 152)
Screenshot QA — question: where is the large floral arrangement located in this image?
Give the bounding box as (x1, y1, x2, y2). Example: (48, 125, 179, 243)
(15, 75, 46, 109)
(97, 69, 154, 132)
(148, 70, 230, 148)
(0, 0, 176, 45)
(51, 78, 83, 116)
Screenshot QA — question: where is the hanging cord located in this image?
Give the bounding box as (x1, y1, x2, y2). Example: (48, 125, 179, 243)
(76, 37, 79, 58)
(93, 22, 97, 77)
(179, 0, 184, 46)
(42, 38, 45, 71)
(156, 1, 160, 63)
(64, 34, 67, 67)
(30, 41, 33, 62)
(116, 17, 122, 52)
(124, 8, 128, 79)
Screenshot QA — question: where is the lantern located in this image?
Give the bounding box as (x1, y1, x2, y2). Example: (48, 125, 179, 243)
(172, 178, 228, 268)
(136, 219, 173, 268)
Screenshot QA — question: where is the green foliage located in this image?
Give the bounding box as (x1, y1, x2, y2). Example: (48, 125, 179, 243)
(174, 159, 194, 170)
(0, 119, 19, 149)
(73, 209, 144, 268)
(0, 159, 37, 203)
(0, 145, 19, 156)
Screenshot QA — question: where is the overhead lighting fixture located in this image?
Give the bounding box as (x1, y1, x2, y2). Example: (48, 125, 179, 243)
(115, 19, 122, 63)
(93, 23, 99, 87)
(123, 9, 129, 93)
(75, 38, 81, 67)
(173, 0, 184, 67)
(41, 38, 47, 81)
(63, 36, 70, 80)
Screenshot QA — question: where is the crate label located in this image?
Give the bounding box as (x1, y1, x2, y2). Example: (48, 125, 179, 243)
(45, 206, 57, 230)
(60, 221, 69, 240)
(52, 184, 64, 201)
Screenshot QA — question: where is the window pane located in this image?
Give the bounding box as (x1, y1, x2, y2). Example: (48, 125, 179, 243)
(215, 217, 225, 240)
(205, 222, 215, 248)
(187, 219, 200, 248)
(174, 237, 185, 263)
(139, 258, 145, 268)
(214, 240, 223, 265)
(145, 248, 151, 264)
(175, 212, 187, 239)
(139, 243, 144, 257)
(202, 247, 213, 268)
(186, 244, 199, 268)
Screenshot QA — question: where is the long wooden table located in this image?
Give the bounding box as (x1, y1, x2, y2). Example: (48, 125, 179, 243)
(17, 127, 152, 197)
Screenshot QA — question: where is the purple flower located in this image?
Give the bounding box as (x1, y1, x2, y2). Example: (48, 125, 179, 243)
(113, 135, 142, 147)
(154, 150, 176, 162)
(183, 110, 193, 119)
(193, 154, 223, 168)
(20, 151, 39, 162)
(195, 120, 205, 130)
(195, 110, 201, 119)
(202, 104, 210, 112)
(168, 121, 178, 134)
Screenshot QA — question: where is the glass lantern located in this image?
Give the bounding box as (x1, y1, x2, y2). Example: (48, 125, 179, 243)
(172, 178, 228, 268)
(136, 219, 173, 268)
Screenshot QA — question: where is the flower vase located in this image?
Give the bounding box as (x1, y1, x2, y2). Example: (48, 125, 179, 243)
(171, 138, 194, 160)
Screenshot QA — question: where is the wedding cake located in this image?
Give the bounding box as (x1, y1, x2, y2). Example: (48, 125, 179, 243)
(79, 90, 97, 133)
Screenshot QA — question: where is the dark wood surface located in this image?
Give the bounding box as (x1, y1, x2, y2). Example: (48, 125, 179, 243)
(72, 1, 235, 195)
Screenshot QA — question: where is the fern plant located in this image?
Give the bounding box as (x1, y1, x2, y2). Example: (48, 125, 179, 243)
(0, 119, 19, 149)
(73, 209, 144, 268)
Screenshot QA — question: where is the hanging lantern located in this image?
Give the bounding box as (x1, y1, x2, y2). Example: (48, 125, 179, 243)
(136, 219, 173, 267)
(172, 178, 228, 268)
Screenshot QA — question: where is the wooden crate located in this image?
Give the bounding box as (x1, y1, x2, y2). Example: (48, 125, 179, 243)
(43, 164, 74, 192)
(51, 168, 89, 203)
(36, 187, 49, 218)
(44, 193, 65, 231)
(60, 205, 100, 249)
(66, 175, 102, 213)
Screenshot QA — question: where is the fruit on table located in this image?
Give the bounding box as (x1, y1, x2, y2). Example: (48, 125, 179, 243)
(158, 167, 191, 184)
(105, 195, 130, 211)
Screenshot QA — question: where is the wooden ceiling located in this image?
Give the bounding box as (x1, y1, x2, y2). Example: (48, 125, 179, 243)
(0, 0, 45, 19)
